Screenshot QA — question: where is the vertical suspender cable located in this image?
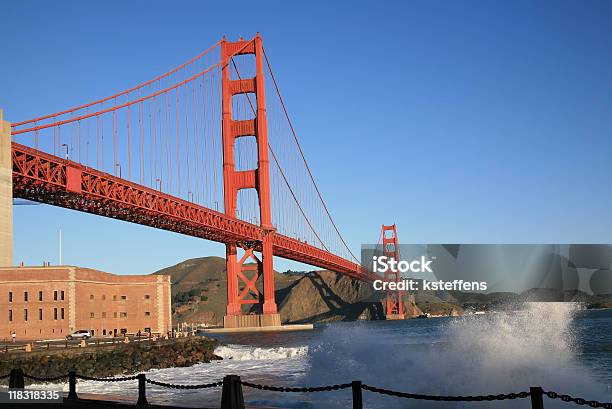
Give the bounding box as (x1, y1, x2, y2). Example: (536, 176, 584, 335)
(127, 99, 131, 180)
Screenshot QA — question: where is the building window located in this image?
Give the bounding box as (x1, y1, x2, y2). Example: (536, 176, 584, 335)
(61, 291, 65, 301)
(38, 309, 43, 320)
(120, 312, 127, 318)
(8, 310, 12, 322)
(102, 295, 106, 300)
(8, 292, 12, 303)
(24, 309, 28, 321)
(113, 295, 117, 301)
(90, 312, 95, 318)
(90, 294, 94, 300)
(38, 291, 43, 301)
(102, 329, 106, 335)
(61, 308, 65, 320)
(54, 308, 58, 320)
(102, 312, 106, 318)
(144, 294, 151, 300)
(120, 295, 127, 300)
(120, 328, 127, 334)
(54, 291, 58, 301)
(113, 312, 117, 318)
(145, 311, 151, 316)
(24, 292, 28, 302)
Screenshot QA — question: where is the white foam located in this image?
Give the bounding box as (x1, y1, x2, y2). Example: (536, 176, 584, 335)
(303, 303, 609, 408)
(214, 345, 308, 361)
(25, 344, 310, 407)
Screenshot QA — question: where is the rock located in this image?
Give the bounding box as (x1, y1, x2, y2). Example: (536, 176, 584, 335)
(0, 337, 220, 384)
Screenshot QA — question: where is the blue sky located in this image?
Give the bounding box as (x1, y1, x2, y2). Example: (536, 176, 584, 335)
(2, 0, 612, 275)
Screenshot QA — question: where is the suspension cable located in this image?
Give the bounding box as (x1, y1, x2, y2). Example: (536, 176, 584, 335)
(262, 47, 359, 263)
(230, 60, 330, 252)
(12, 41, 222, 127)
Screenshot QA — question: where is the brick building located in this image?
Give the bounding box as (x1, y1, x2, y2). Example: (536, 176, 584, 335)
(0, 266, 172, 340)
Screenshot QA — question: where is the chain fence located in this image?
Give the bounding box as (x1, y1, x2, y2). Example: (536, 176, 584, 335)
(74, 374, 139, 382)
(22, 373, 69, 382)
(544, 390, 612, 409)
(361, 384, 530, 402)
(1, 369, 610, 409)
(241, 380, 352, 392)
(145, 378, 223, 389)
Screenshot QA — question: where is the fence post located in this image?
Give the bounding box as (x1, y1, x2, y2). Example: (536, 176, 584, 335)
(137, 374, 148, 406)
(67, 371, 78, 399)
(530, 387, 544, 409)
(9, 369, 24, 388)
(220, 375, 244, 409)
(351, 381, 363, 409)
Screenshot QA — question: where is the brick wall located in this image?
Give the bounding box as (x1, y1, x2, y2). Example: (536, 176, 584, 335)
(0, 266, 171, 340)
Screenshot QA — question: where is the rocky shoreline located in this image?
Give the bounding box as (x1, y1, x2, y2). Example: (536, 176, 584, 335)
(0, 337, 221, 383)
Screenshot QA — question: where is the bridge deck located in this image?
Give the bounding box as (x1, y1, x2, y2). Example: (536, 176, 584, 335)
(11, 143, 375, 282)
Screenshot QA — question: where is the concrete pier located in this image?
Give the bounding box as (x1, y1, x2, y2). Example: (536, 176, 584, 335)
(201, 323, 313, 334)
(223, 313, 281, 328)
(0, 110, 12, 267)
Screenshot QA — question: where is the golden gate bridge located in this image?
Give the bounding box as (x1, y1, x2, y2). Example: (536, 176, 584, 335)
(4, 34, 406, 327)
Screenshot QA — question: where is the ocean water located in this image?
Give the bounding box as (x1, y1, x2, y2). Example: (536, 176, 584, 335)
(31, 304, 612, 408)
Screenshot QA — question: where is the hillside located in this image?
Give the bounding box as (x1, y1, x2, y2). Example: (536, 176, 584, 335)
(277, 270, 387, 322)
(153, 257, 423, 325)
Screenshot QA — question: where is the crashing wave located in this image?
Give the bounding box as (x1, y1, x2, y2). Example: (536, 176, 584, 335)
(214, 345, 308, 361)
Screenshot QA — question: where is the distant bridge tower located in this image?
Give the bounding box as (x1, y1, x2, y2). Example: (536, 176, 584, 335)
(382, 224, 404, 320)
(221, 34, 280, 328)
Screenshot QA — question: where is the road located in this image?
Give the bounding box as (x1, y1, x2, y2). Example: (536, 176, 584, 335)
(0, 335, 161, 353)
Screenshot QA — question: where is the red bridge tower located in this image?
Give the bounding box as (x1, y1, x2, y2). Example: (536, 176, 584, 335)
(382, 224, 405, 320)
(221, 34, 280, 328)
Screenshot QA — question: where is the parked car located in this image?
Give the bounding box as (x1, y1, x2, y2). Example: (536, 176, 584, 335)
(66, 330, 92, 340)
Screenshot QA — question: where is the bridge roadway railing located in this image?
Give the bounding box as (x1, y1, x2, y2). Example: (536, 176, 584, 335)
(1, 369, 610, 409)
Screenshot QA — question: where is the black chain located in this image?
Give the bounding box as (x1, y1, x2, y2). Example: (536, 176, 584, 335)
(241, 381, 352, 393)
(6, 370, 612, 409)
(75, 374, 138, 382)
(23, 374, 69, 382)
(145, 378, 223, 389)
(361, 384, 530, 402)
(545, 390, 612, 408)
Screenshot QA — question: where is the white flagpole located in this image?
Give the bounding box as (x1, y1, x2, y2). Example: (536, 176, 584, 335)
(59, 229, 62, 265)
